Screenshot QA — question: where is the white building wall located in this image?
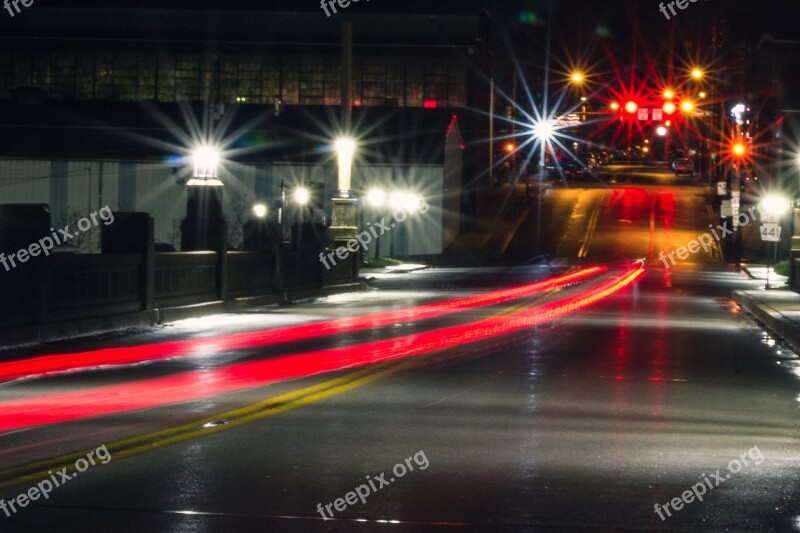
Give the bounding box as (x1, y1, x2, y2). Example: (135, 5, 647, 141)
(0, 159, 444, 256)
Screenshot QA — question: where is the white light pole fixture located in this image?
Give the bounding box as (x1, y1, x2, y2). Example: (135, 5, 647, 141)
(334, 137, 356, 196)
(366, 188, 386, 208)
(759, 195, 790, 218)
(531, 119, 555, 142)
(188, 144, 223, 186)
(294, 186, 310, 206)
(252, 203, 268, 219)
(388, 191, 423, 213)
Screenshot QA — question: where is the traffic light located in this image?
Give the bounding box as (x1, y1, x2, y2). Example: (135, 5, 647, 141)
(624, 101, 638, 114)
(662, 101, 676, 115)
(732, 142, 746, 158)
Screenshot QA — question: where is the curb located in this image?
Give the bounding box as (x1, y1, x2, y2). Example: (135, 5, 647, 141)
(0, 282, 368, 351)
(732, 290, 800, 353)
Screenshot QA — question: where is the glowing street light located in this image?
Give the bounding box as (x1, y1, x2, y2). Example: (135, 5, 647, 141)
(662, 101, 677, 115)
(760, 195, 790, 217)
(252, 203, 267, 219)
(334, 137, 356, 196)
(294, 186, 310, 206)
(389, 191, 423, 212)
(366, 188, 386, 208)
(663, 89, 675, 99)
(531, 119, 555, 142)
(504, 142, 517, 153)
(732, 142, 746, 158)
(570, 71, 585, 84)
(191, 144, 220, 178)
(187, 144, 223, 186)
(610, 102, 620, 111)
(680, 100, 695, 113)
(691, 68, 704, 80)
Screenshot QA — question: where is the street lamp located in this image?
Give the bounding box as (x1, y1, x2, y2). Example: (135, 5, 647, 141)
(366, 188, 386, 208)
(294, 186, 310, 206)
(188, 144, 222, 186)
(663, 89, 675, 99)
(252, 203, 268, 219)
(680, 100, 695, 114)
(531, 118, 555, 143)
(570, 71, 585, 84)
(334, 137, 356, 197)
(691, 68, 704, 80)
(182, 143, 224, 252)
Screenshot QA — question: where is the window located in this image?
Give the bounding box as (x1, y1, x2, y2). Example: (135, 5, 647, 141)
(262, 58, 281, 105)
(299, 56, 324, 105)
(51, 51, 76, 100)
(175, 54, 199, 101)
(137, 54, 156, 100)
(323, 56, 340, 106)
(157, 53, 176, 102)
(94, 52, 113, 100)
(361, 57, 386, 106)
(73, 51, 94, 100)
(113, 53, 137, 101)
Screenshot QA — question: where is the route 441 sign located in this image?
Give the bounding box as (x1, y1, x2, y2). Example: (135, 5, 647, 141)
(760, 223, 781, 242)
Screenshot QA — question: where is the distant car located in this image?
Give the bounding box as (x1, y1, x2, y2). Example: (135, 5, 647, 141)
(560, 161, 586, 179)
(580, 154, 598, 171)
(673, 157, 693, 176)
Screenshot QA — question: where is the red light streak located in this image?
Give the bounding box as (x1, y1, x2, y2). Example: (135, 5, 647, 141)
(0, 268, 606, 383)
(0, 266, 643, 432)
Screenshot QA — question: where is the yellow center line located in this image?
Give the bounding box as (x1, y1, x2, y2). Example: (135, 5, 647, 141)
(0, 286, 571, 490)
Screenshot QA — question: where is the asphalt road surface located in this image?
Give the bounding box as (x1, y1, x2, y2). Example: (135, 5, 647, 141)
(0, 166, 797, 532)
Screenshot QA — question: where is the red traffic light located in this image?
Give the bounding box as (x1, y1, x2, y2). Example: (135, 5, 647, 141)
(624, 101, 638, 114)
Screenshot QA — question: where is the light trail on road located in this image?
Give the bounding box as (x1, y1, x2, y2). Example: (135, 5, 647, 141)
(0, 267, 606, 383)
(0, 265, 643, 433)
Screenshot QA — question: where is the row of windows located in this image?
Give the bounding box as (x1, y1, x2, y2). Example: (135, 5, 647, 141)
(0, 50, 468, 108)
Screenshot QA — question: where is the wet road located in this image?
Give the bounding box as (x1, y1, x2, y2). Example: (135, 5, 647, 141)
(0, 169, 798, 532)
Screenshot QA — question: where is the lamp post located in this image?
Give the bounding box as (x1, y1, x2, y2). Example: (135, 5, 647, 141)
(329, 137, 359, 281)
(182, 144, 223, 251)
(330, 137, 358, 242)
(531, 119, 555, 257)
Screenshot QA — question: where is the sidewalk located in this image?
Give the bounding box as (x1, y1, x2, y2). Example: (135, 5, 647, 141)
(732, 264, 800, 351)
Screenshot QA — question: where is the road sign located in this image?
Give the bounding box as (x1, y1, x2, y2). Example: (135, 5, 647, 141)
(717, 182, 727, 195)
(721, 200, 734, 218)
(638, 109, 649, 121)
(652, 109, 663, 121)
(760, 223, 781, 242)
